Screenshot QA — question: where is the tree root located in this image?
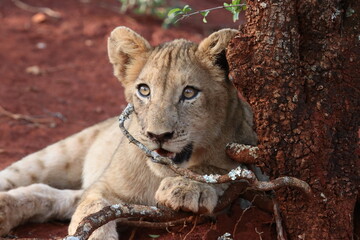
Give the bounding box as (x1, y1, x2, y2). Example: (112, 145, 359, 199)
(225, 142, 258, 164)
(273, 198, 287, 240)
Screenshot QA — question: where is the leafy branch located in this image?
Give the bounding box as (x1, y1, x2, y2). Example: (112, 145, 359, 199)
(167, 0, 247, 24)
(118, 0, 171, 21)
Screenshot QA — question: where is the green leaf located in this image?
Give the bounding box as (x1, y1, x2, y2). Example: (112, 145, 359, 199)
(182, 5, 192, 14)
(232, 11, 239, 22)
(149, 235, 161, 239)
(200, 10, 209, 17)
(224, 2, 232, 11)
(167, 8, 182, 17)
(200, 10, 209, 23)
(224, 3, 238, 13)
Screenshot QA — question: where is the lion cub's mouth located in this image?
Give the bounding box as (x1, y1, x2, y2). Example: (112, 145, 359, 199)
(154, 144, 193, 165)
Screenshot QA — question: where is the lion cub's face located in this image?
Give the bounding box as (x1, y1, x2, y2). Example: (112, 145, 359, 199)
(133, 41, 223, 164)
(108, 27, 239, 166)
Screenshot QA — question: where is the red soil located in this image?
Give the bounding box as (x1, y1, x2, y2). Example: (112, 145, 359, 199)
(0, 0, 273, 239)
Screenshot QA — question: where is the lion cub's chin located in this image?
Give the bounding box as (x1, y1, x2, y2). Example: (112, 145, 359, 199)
(154, 148, 176, 159)
(146, 147, 194, 178)
(146, 159, 177, 178)
(153, 143, 193, 165)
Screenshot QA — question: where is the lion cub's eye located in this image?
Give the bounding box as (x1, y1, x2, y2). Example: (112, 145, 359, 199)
(137, 84, 150, 97)
(182, 86, 199, 100)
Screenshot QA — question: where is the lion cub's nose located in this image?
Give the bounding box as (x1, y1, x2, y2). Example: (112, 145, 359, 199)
(147, 131, 174, 143)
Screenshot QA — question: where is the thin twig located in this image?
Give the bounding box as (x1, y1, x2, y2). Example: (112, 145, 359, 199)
(12, 0, 61, 18)
(0, 105, 56, 126)
(128, 228, 137, 240)
(255, 227, 264, 240)
(119, 103, 312, 196)
(240, 189, 274, 213)
(182, 216, 198, 240)
(273, 199, 287, 240)
(174, 4, 246, 23)
(232, 195, 257, 237)
(118, 215, 209, 229)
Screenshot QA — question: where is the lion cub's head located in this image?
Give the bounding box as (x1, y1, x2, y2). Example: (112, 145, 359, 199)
(108, 27, 256, 169)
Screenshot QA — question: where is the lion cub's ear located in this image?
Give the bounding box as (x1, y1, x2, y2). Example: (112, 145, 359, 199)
(108, 27, 151, 86)
(197, 29, 239, 70)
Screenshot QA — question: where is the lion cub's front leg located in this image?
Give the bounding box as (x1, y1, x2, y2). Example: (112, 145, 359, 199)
(155, 176, 226, 214)
(69, 191, 118, 240)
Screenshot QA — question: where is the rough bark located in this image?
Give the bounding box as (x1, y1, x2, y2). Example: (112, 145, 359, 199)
(227, 0, 359, 239)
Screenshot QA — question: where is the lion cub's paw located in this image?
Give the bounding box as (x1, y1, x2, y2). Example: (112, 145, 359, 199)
(0, 193, 17, 236)
(86, 222, 118, 240)
(155, 176, 218, 214)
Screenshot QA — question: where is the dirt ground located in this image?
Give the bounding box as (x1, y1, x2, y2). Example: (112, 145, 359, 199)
(0, 0, 274, 239)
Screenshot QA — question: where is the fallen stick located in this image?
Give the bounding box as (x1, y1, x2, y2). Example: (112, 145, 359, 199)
(12, 0, 61, 18)
(64, 204, 207, 240)
(0, 105, 56, 126)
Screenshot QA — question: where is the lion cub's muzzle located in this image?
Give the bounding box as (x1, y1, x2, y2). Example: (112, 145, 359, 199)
(146, 131, 193, 165)
(153, 143, 193, 165)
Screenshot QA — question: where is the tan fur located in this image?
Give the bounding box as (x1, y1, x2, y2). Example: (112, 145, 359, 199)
(0, 27, 256, 239)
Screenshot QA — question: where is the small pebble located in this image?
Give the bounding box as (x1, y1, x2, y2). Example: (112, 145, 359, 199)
(36, 42, 47, 49)
(32, 13, 47, 23)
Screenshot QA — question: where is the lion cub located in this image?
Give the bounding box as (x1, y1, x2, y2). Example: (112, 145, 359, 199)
(0, 27, 256, 239)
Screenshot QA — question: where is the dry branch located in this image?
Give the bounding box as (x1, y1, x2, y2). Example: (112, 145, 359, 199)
(64, 103, 312, 240)
(12, 0, 61, 18)
(0, 105, 56, 126)
(64, 184, 244, 240)
(65, 204, 215, 240)
(273, 199, 287, 240)
(120, 215, 208, 229)
(173, 4, 247, 23)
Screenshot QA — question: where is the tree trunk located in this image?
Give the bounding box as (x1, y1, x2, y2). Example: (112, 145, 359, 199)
(227, 0, 359, 239)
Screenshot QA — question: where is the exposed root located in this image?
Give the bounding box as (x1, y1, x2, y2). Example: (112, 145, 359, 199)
(119, 215, 208, 229)
(226, 143, 259, 164)
(232, 195, 257, 237)
(182, 216, 198, 240)
(255, 227, 264, 240)
(273, 199, 287, 240)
